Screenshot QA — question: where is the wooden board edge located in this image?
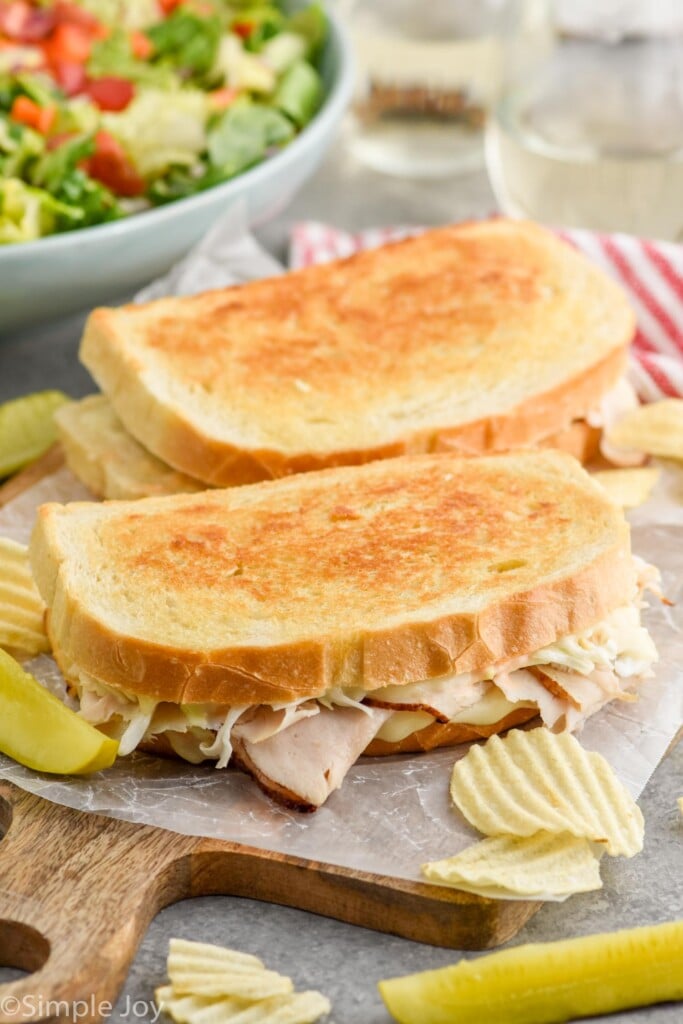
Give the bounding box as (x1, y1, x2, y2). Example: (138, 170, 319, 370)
(0, 444, 65, 508)
(190, 836, 541, 950)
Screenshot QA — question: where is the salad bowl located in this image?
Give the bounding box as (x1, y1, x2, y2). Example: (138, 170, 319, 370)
(0, 1, 353, 334)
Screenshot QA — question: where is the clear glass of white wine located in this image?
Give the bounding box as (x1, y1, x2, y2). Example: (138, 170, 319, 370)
(342, 0, 552, 179)
(486, 7, 683, 239)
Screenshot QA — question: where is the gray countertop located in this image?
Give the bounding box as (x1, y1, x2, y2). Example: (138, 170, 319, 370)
(0, 138, 681, 1024)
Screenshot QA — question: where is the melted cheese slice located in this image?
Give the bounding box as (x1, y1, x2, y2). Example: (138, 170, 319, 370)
(374, 688, 535, 743)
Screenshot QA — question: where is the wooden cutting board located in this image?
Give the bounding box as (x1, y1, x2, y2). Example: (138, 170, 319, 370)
(0, 781, 540, 1023)
(0, 450, 540, 1021)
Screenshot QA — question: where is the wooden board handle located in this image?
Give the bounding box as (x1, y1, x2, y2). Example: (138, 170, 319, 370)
(0, 780, 541, 1022)
(0, 783, 195, 1024)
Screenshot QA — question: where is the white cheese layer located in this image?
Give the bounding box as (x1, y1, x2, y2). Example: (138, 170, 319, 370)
(72, 564, 659, 765)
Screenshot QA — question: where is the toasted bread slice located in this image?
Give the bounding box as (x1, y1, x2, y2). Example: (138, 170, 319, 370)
(58, 394, 604, 501)
(55, 395, 204, 500)
(31, 450, 634, 707)
(81, 220, 633, 487)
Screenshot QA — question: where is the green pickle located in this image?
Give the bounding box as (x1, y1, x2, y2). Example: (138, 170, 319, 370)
(0, 390, 70, 478)
(379, 920, 683, 1024)
(0, 647, 118, 774)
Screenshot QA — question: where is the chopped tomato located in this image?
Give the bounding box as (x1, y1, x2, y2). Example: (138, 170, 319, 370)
(86, 77, 135, 112)
(0, 2, 55, 42)
(209, 86, 240, 110)
(53, 2, 102, 31)
(43, 21, 93, 64)
(10, 95, 57, 134)
(84, 131, 144, 197)
(51, 58, 87, 96)
(159, 0, 183, 13)
(232, 20, 253, 40)
(130, 30, 153, 59)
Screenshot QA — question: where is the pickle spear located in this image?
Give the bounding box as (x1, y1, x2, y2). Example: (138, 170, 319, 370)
(379, 919, 683, 1024)
(0, 390, 70, 478)
(0, 648, 118, 774)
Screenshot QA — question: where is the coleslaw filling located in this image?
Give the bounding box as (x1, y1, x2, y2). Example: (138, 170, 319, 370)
(71, 557, 659, 763)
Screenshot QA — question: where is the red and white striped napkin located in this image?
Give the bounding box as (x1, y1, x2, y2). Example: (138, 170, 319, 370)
(290, 221, 683, 403)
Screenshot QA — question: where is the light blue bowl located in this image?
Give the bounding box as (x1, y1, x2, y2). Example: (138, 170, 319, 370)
(0, 4, 353, 335)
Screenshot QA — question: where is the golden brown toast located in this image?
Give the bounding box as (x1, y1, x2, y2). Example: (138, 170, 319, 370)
(80, 220, 633, 487)
(57, 394, 604, 500)
(31, 450, 634, 707)
(55, 395, 204, 499)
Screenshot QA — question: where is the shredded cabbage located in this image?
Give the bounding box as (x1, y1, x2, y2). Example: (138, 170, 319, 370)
(102, 90, 208, 178)
(117, 697, 157, 756)
(212, 35, 276, 93)
(0, 178, 77, 243)
(530, 604, 657, 677)
(72, 563, 659, 764)
(199, 706, 248, 769)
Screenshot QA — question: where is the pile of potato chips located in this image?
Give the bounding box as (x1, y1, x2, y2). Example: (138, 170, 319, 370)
(422, 729, 644, 901)
(156, 939, 330, 1024)
(0, 538, 49, 655)
(596, 398, 683, 507)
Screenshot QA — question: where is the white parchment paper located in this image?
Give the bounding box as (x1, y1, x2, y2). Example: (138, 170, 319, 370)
(1, 206, 681, 882)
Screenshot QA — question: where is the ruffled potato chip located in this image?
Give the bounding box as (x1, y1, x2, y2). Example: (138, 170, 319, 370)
(169, 940, 265, 970)
(422, 831, 603, 901)
(169, 971, 292, 1000)
(606, 399, 683, 460)
(159, 940, 330, 1024)
(156, 987, 330, 1024)
(591, 467, 660, 509)
(0, 537, 49, 655)
(450, 729, 643, 857)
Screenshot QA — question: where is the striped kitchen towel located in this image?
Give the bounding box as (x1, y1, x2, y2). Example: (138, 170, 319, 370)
(290, 221, 683, 403)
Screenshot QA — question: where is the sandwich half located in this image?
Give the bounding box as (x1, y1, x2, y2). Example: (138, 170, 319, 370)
(71, 219, 638, 497)
(30, 450, 657, 811)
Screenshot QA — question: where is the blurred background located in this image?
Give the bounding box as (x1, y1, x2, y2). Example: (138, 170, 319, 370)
(337, 0, 683, 240)
(2, 0, 683, 335)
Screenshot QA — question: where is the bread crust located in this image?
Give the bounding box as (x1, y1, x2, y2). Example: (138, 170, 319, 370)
(60, 394, 606, 506)
(81, 220, 634, 487)
(82, 315, 627, 487)
(38, 533, 633, 706)
(31, 451, 635, 707)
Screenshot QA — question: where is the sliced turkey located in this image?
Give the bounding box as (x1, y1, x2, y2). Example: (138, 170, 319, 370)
(232, 705, 391, 811)
(365, 673, 488, 722)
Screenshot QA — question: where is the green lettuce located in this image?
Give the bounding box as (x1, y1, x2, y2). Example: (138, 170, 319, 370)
(31, 136, 121, 230)
(273, 59, 322, 127)
(88, 30, 175, 87)
(102, 89, 207, 178)
(31, 134, 93, 193)
(150, 101, 294, 204)
(51, 169, 121, 229)
(234, 5, 286, 51)
(0, 178, 79, 243)
(207, 101, 293, 172)
(0, 116, 44, 179)
(287, 3, 327, 59)
(146, 10, 222, 79)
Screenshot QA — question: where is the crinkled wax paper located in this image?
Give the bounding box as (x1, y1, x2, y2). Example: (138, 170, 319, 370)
(1, 205, 681, 882)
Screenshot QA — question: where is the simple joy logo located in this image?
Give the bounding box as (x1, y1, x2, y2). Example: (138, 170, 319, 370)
(0, 994, 162, 1022)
